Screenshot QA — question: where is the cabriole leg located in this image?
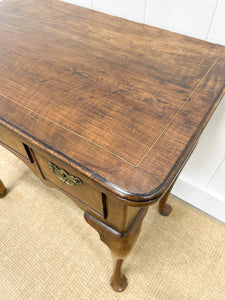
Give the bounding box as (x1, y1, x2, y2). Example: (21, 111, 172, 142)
(84, 207, 148, 292)
(158, 184, 174, 216)
(0, 179, 6, 198)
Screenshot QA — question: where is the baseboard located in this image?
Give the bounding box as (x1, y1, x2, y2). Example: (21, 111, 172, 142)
(171, 177, 225, 223)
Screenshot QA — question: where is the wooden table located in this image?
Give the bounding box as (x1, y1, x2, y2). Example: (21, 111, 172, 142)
(0, 0, 225, 292)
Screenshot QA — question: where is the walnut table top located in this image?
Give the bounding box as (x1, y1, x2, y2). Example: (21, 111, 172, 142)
(0, 0, 225, 292)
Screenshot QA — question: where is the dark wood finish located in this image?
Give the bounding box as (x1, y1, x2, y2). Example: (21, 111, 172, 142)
(1, 0, 225, 202)
(33, 149, 105, 217)
(84, 207, 148, 292)
(0, 0, 225, 292)
(0, 126, 32, 163)
(0, 179, 6, 198)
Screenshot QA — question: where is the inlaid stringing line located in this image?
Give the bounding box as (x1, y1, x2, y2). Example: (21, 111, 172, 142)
(0, 91, 137, 167)
(0, 57, 220, 169)
(136, 57, 220, 168)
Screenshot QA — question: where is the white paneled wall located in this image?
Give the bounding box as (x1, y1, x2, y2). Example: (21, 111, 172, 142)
(145, 0, 219, 40)
(93, 0, 146, 23)
(208, 0, 225, 45)
(208, 156, 225, 196)
(60, 0, 225, 222)
(61, 0, 92, 9)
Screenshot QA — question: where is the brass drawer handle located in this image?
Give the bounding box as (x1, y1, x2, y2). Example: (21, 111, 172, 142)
(48, 162, 83, 186)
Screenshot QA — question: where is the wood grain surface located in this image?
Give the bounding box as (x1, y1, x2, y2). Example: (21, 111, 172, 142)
(0, 0, 225, 201)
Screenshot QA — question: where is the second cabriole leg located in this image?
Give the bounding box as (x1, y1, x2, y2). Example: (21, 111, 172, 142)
(158, 184, 174, 216)
(0, 179, 6, 198)
(84, 207, 148, 292)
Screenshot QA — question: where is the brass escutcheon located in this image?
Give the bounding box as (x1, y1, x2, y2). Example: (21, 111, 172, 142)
(48, 162, 83, 186)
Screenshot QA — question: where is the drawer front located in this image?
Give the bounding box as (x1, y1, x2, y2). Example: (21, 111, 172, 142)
(34, 150, 104, 216)
(0, 126, 31, 162)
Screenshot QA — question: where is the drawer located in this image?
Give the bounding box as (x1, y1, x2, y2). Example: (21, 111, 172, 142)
(33, 150, 105, 217)
(0, 126, 32, 162)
